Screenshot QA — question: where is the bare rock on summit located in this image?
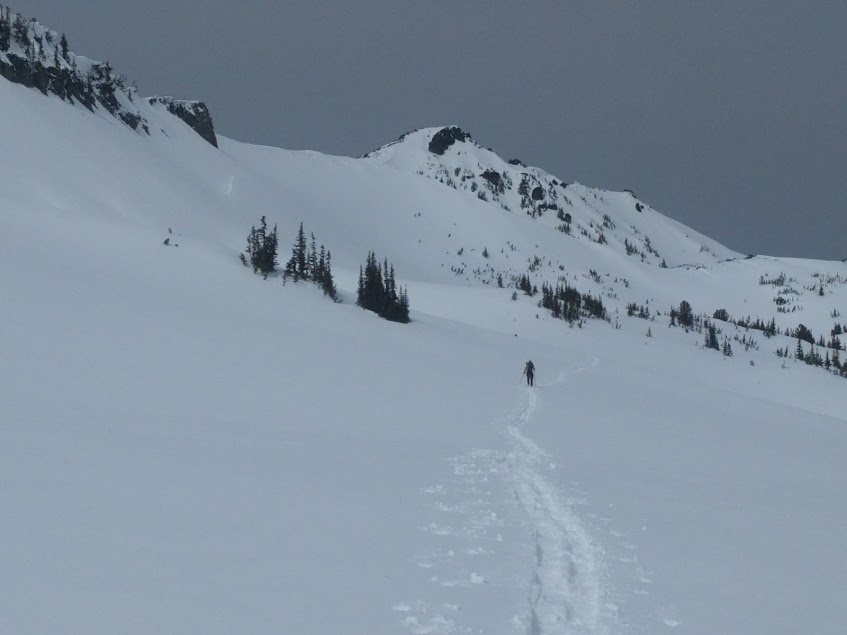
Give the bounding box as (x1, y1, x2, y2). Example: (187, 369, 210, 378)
(428, 126, 471, 155)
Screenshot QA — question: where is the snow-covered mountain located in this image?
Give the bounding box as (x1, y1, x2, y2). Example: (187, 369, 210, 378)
(2, 8, 846, 635)
(362, 126, 739, 267)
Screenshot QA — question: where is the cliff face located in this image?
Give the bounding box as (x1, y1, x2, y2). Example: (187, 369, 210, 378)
(147, 97, 218, 148)
(0, 4, 217, 147)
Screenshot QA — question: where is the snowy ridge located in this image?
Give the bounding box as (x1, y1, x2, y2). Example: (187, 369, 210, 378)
(0, 3, 216, 145)
(362, 126, 739, 267)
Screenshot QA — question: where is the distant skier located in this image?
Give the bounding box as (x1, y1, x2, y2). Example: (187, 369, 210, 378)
(523, 360, 535, 387)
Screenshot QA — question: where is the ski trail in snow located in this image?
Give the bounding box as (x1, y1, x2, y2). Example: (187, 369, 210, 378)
(508, 358, 612, 634)
(397, 358, 611, 635)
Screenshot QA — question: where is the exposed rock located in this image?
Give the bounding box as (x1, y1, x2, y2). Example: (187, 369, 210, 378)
(0, 7, 217, 146)
(148, 97, 218, 147)
(0, 54, 95, 110)
(428, 126, 471, 155)
(481, 169, 502, 189)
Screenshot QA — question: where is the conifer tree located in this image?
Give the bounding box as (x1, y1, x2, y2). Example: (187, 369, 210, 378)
(678, 300, 693, 328)
(317, 245, 326, 281)
(308, 233, 318, 278)
(244, 216, 278, 277)
(0, 11, 9, 52)
(60, 33, 69, 61)
(356, 251, 409, 322)
(285, 222, 308, 281)
(705, 324, 719, 350)
(322, 250, 337, 300)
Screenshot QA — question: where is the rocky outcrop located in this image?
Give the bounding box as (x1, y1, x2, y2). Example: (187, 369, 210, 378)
(0, 4, 216, 146)
(148, 97, 217, 147)
(428, 126, 472, 155)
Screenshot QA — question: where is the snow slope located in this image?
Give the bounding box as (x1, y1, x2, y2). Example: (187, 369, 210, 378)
(2, 46, 847, 635)
(362, 126, 740, 267)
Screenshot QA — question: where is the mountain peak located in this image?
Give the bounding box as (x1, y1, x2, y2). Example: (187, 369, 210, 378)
(362, 126, 739, 267)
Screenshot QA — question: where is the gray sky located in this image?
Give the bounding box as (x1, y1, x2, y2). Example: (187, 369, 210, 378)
(13, 1, 847, 259)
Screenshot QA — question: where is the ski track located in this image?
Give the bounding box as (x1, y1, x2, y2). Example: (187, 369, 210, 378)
(508, 358, 614, 634)
(398, 358, 615, 635)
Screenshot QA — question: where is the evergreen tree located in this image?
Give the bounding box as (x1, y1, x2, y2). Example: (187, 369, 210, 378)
(795, 339, 804, 361)
(705, 324, 719, 350)
(60, 33, 69, 61)
(296, 223, 307, 278)
(678, 300, 694, 328)
(356, 251, 409, 322)
(517, 274, 534, 295)
(0, 11, 9, 52)
(280, 224, 334, 297)
(244, 216, 278, 277)
(285, 222, 308, 281)
(308, 233, 318, 278)
(397, 286, 410, 323)
(794, 323, 814, 344)
(321, 250, 337, 300)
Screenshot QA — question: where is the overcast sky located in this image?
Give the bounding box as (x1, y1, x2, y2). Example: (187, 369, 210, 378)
(13, 1, 847, 259)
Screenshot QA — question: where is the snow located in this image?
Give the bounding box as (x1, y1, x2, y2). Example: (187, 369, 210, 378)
(1, 71, 846, 635)
(362, 127, 740, 267)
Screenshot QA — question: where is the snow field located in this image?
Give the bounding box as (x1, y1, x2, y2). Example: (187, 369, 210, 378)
(1, 74, 846, 634)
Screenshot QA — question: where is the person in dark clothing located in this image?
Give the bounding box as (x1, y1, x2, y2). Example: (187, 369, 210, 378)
(523, 360, 535, 386)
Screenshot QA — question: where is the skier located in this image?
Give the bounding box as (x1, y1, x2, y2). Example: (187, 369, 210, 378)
(523, 360, 535, 387)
